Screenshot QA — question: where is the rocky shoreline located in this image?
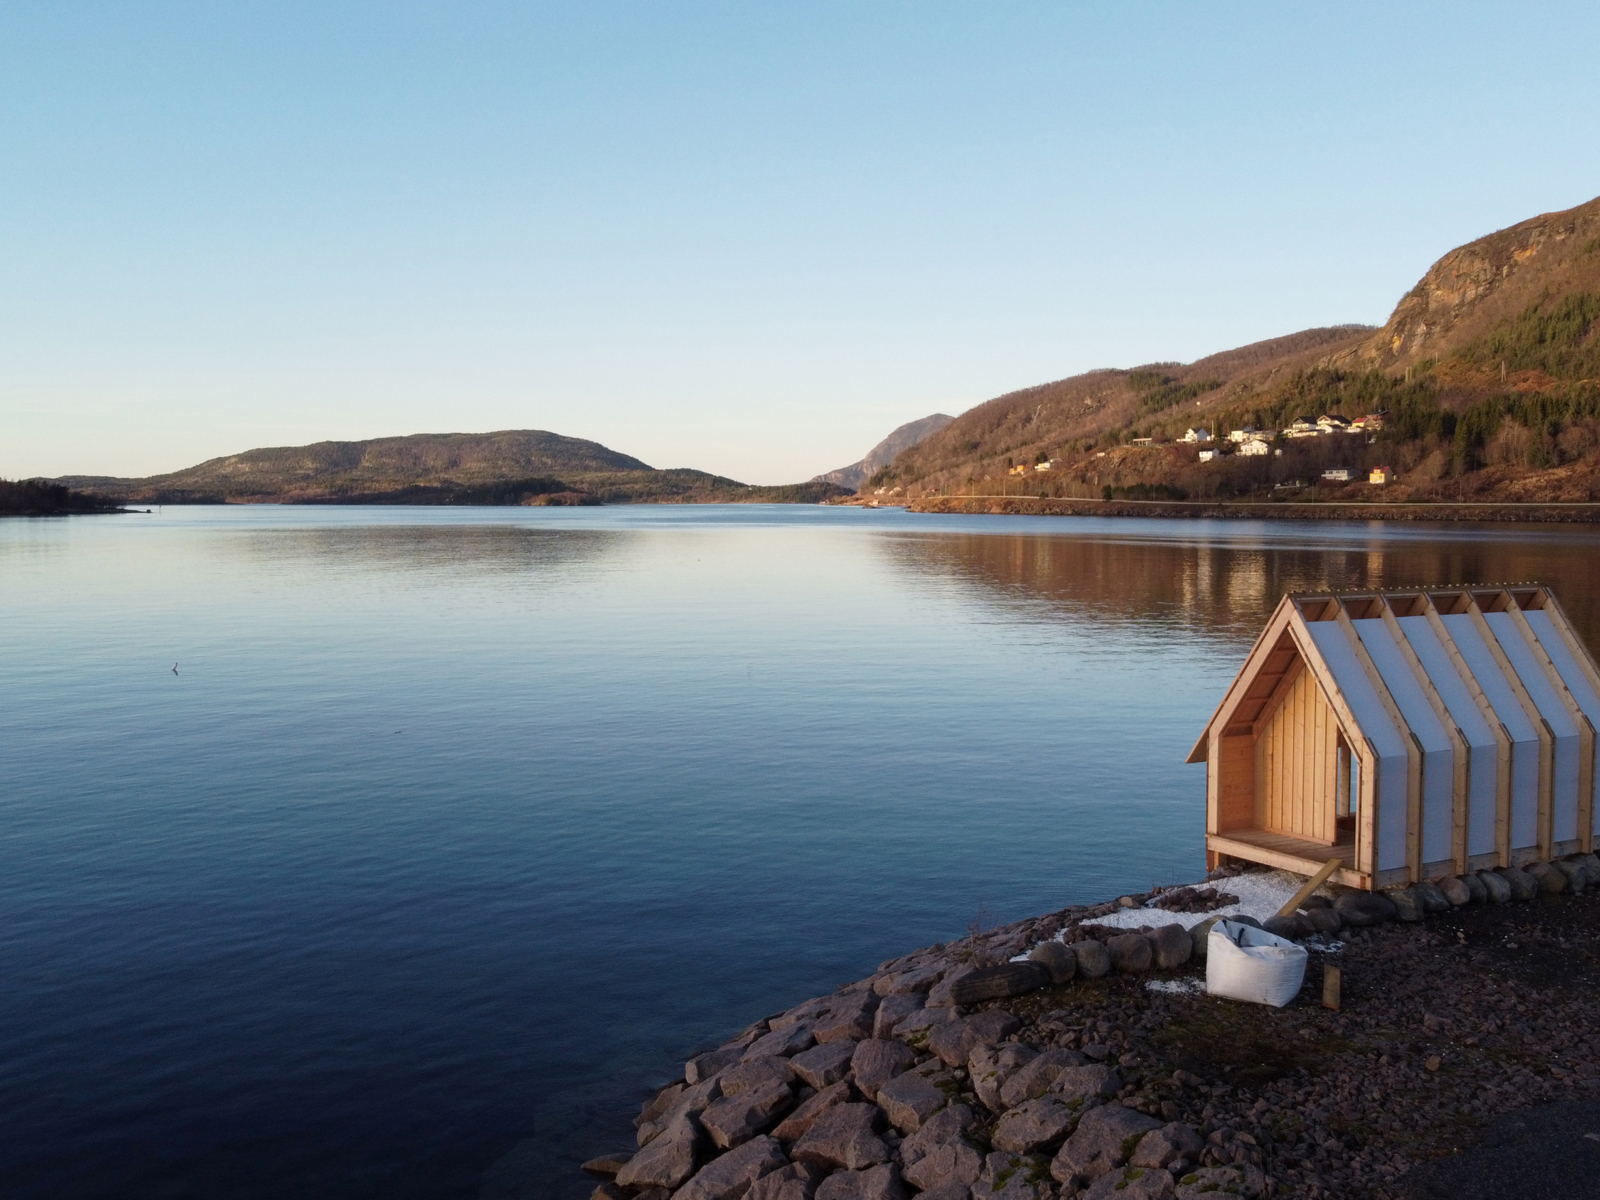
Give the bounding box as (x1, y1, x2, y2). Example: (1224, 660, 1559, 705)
(585, 856, 1600, 1200)
(901, 496, 1600, 524)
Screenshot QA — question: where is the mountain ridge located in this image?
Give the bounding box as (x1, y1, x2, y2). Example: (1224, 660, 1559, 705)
(812, 413, 954, 490)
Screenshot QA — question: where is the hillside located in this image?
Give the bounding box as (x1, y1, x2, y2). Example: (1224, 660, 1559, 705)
(812, 413, 954, 490)
(60, 429, 850, 506)
(879, 194, 1600, 506)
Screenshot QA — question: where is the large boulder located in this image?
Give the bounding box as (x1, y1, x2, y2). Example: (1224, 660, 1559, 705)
(997, 1048, 1089, 1110)
(926, 967, 979, 1008)
(901, 1105, 982, 1192)
(747, 1163, 828, 1200)
(1498, 866, 1539, 901)
(1083, 1166, 1175, 1200)
(874, 963, 945, 997)
(1050, 1103, 1161, 1183)
(1386, 888, 1424, 923)
(1049, 1064, 1121, 1105)
(814, 1164, 905, 1200)
(970, 1151, 1054, 1200)
(1459, 872, 1488, 904)
(1527, 861, 1568, 894)
(674, 1136, 787, 1200)
(638, 1083, 686, 1130)
(720, 1058, 795, 1097)
(990, 1098, 1074, 1153)
(1148, 924, 1192, 969)
(1334, 890, 1397, 927)
(1186, 919, 1221, 963)
(1303, 907, 1342, 935)
(1434, 876, 1472, 907)
(877, 1062, 954, 1133)
(849, 1039, 917, 1101)
(1069, 940, 1111, 978)
(1107, 933, 1153, 973)
(1027, 940, 1077, 984)
(968, 1042, 1038, 1111)
(773, 1081, 851, 1143)
(927, 1010, 1022, 1067)
(1173, 1165, 1266, 1199)
(701, 1078, 795, 1150)
(872, 993, 924, 1039)
(1261, 913, 1313, 940)
(640, 1078, 722, 1147)
(790, 1041, 856, 1090)
(791, 1104, 890, 1171)
(1552, 859, 1587, 893)
(1129, 1122, 1203, 1169)
(891, 1006, 956, 1050)
(949, 963, 1050, 1006)
(745, 1023, 817, 1060)
(688, 1047, 746, 1084)
(617, 1112, 702, 1190)
(816, 995, 879, 1044)
(1413, 879, 1452, 912)
(1478, 870, 1513, 903)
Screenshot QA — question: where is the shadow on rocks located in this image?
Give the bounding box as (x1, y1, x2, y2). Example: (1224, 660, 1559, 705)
(1402, 1099, 1600, 1200)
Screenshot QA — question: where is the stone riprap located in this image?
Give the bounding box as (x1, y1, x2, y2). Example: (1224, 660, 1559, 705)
(592, 854, 1600, 1200)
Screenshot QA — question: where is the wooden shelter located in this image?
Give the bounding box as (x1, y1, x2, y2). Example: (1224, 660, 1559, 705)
(1189, 586, 1600, 890)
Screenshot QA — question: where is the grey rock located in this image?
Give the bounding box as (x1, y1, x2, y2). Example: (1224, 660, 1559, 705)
(1299, 894, 1331, 910)
(997, 1048, 1090, 1110)
(1414, 879, 1452, 912)
(771, 999, 833, 1031)
(1303, 907, 1343, 935)
(747, 1164, 828, 1200)
(639, 1083, 687, 1129)
(1461, 871, 1488, 904)
(1148, 924, 1192, 969)
(949, 963, 1050, 1006)
(1498, 865, 1539, 901)
(970, 1151, 1053, 1200)
(1049, 1064, 1122, 1105)
(1083, 1166, 1175, 1200)
(877, 1064, 953, 1133)
(1129, 1122, 1203, 1169)
(1069, 940, 1111, 978)
(968, 1042, 1039, 1111)
(991, 1097, 1074, 1153)
(1527, 860, 1568, 894)
(1387, 887, 1424, 923)
(674, 1135, 787, 1200)
(915, 1186, 971, 1200)
(590, 1183, 628, 1200)
(1478, 870, 1513, 903)
(1334, 890, 1398, 926)
(1107, 933, 1153, 973)
(791, 1103, 889, 1171)
(720, 1058, 796, 1097)
(871, 993, 924, 1039)
(849, 1039, 917, 1101)
(814, 1164, 904, 1200)
(640, 1078, 722, 1147)
(1434, 876, 1472, 907)
(791, 1041, 856, 1091)
(701, 1079, 794, 1149)
(1187, 919, 1220, 962)
(1028, 940, 1077, 984)
(1553, 858, 1587, 893)
(745, 1023, 817, 1060)
(688, 1047, 746, 1085)
(1577, 853, 1600, 887)
(1226, 913, 1263, 929)
(892, 1006, 956, 1048)
(816, 996, 878, 1045)
(1080, 1043, 1112, 1063)
(925, 966, 978, 1008)
(901, 1105, 982, 1191)
(927, 1010, 1023, 1067)
(1050, 1102, 1161, 1183)
(773, 1080, 851, 1143)
(875, 964, 945, 996)
(1261, 913, 1312, 940)
(617, 1112, 702, 1190)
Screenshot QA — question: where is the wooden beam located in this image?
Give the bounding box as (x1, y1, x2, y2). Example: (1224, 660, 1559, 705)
(1276, 857, 1344, 917)
(1187, 595, 1297, 764)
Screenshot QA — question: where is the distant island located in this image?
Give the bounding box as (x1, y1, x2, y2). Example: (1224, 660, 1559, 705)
(50, 429, 852, 507)
(0, 478, 130, 517)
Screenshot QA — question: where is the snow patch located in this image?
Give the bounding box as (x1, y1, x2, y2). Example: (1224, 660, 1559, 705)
(1060, 869, 1334, 935)
(1145, 976, 1205, 995)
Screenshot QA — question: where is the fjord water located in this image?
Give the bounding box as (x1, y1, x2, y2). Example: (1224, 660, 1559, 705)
(4, 506, 1600, 1199)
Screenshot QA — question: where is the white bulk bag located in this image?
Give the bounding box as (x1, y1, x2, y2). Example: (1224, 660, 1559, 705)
(1206, 919, 1307, 1007)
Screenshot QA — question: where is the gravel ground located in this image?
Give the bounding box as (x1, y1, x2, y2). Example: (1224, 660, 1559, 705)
(980, 888, 1600, 1199)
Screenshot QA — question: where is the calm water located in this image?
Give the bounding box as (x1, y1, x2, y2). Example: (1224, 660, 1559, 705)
(4, 505, 1600, 1198)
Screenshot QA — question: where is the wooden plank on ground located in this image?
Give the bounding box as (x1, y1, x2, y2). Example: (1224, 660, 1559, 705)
(1276, 857, 1344, 917)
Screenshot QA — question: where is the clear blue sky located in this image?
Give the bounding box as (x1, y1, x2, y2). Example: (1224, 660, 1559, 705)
(4, 3, 1598, 483)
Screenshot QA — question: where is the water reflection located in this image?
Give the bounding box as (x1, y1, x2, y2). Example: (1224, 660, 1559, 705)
(228, 524, 633, 582)
(884, 520, 1600, 652)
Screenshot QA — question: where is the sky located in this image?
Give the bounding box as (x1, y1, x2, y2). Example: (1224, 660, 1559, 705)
(3, 3, 1599, 484)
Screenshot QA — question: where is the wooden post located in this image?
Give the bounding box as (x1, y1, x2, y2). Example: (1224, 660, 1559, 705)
(1276, 857, 1344, 917)
(1322, 963, 1342, 1011)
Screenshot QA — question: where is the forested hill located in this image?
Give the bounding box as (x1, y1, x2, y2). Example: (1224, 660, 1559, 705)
(57, 429, 850, 505)
(880, 193, 1600, 505)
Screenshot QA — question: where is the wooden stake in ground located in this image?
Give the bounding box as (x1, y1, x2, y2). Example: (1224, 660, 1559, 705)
(1323, 963, 1342, 1011)
(1276, 857, 1344, 918)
